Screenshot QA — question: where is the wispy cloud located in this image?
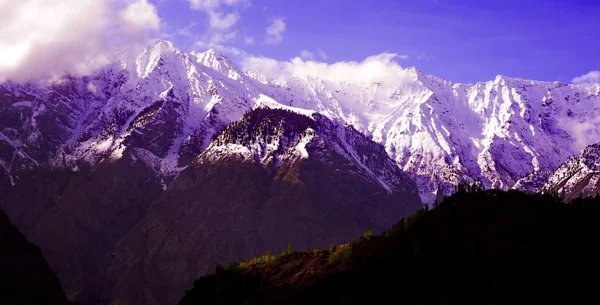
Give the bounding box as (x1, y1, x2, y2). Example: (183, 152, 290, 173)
(207, 11, 240, 30)
(244, 36, 255, 45)
(187, 0, 249, 11)
(186, 0, 250, 47)
(300, 50, 314, 60)
(416, 53, 433, 61)
(572, 70, 600, 84)
(265, 17, 286, 45)
(172, 22, 197, 37)
(0, 0, 161, 82)
(558, 116, 600, 151)
(318, 49, 328, 60)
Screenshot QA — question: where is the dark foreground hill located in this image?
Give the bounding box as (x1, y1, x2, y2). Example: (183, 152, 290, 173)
(179, 189, 600, 305)
(0, 207, 73, 305)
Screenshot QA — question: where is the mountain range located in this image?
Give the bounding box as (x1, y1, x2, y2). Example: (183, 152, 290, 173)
(1, 40, 599, 305)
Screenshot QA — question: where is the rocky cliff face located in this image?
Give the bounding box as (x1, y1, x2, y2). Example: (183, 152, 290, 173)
(0, 207, 73, 305)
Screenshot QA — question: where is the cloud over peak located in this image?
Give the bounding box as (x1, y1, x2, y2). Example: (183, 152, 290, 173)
(572, 70, 600, 84)
(241, 52, 413, 89)
(0, 0, 161, 82)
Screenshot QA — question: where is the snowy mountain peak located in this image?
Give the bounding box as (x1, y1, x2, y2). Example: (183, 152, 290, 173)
(135, 40, 184, 78)
(152, 40, 178, 52)
(192, 48, 241, 80)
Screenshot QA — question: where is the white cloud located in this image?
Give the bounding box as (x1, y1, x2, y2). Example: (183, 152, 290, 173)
(244, 36, 255, 45)
(265, 17, 286, 45)
(120, 0, 160, 31)
(300, 50, 314, 60)
(318, 49, 328, 60)
(572, 70, 600, 84)
(416, 53, 429, 61)
(187, 0, 248, 11)
(197, 31, 238, 46)
(241, 53, 413, 90)
(558, 116, 600, 151)
(187, 0, 249, 48)
(0, 0, 161, 82)
(207, 11, 239, 30)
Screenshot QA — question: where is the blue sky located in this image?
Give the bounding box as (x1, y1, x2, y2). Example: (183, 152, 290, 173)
(1, 0, 598, 83)
(155, 0, 600, 83)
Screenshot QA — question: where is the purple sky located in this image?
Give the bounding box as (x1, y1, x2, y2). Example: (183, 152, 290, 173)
(157, 0, 600, 83)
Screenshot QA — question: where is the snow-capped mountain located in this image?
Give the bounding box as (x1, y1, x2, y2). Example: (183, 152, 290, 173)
(2, 40, 599, 203)
(2, 40, 600, 305)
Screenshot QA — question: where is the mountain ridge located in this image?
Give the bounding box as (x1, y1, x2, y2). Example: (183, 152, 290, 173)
(2, 40, 600, 202)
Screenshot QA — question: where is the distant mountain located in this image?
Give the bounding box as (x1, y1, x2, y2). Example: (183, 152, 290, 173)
(178, 190, 600, 305)
(0, 207, 73, 305)
(1, 40, 600, 305)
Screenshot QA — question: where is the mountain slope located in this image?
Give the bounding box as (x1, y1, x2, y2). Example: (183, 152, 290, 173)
(105, 108, 421, 305)
(535, 142, 600, 199)
(265, 74, 600, 202)
(178, 190, 600, 305)
(0, 207, 73, 305)
(1, 157, 164, 305)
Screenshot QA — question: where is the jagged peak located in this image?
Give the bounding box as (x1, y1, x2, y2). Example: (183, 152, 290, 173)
(193, 48, 233, 65)
(134, 40, 186, 78)
(150, 40, 178, 52)
(192, 48, 241, 80)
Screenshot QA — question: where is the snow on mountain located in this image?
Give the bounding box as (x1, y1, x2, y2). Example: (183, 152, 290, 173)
(1, 40, 600, 202)
(262, 71, 600, 202)
(537, 143, 600, 199)
(197, 107, 416, 194)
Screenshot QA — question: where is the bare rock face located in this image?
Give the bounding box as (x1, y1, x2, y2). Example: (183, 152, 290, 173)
(0, 207, 73, 305)
(106, 108, 422, 305)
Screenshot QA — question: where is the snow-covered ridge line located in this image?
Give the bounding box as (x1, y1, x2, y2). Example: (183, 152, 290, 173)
(1, 40, 600, 202)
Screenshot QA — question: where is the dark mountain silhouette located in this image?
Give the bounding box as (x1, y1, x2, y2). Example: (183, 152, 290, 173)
(179, 188, 600, 305)
(0, 207, 74, 305)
